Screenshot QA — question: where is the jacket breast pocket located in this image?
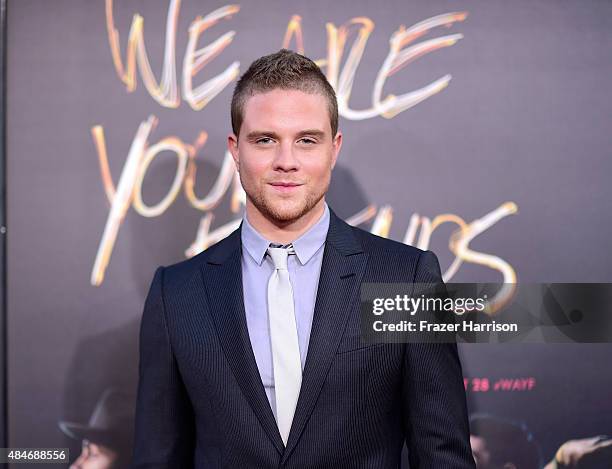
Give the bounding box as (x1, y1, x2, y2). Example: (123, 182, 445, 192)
(336, 304, 385, 354)
(335, 331, 387, 354)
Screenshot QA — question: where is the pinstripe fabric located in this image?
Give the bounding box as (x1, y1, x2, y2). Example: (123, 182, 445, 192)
(131, 206, 476, 469)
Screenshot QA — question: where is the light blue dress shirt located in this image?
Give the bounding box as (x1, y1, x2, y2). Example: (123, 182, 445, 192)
(240, 202, 330, 419)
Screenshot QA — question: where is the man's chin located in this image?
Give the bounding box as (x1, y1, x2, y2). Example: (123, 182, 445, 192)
(258, 199, 313, 225)
(266, 207, 308, 224)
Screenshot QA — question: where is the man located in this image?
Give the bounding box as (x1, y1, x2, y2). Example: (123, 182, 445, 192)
(60, 387, 135, 469)
(132, 49, 475, 468)
(469, 414, 541, 469)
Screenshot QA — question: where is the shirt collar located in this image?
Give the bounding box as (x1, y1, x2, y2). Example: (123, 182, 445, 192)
(241, 202, 330, 266)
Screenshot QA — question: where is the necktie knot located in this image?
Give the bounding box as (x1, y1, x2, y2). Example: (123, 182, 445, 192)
(267, 243, 295, 271)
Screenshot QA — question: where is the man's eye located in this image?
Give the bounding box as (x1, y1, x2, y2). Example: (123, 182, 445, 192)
(256, 137, 274, 144)
(298, 138, 316, 144)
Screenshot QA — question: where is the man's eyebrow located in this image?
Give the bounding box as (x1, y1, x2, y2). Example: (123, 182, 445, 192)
(245, 130, 279, 140)
(296, 129, 326, 139)
(244, 129, 327, 140)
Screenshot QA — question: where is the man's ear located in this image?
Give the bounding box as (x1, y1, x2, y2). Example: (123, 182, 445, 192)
(331, 130, 342, 170)
(228, 133, 239, 172)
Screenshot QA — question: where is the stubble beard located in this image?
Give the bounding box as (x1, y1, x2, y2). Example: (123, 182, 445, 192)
(242, 176, 329, 226)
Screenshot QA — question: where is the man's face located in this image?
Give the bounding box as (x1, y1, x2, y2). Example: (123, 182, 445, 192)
(228, 88, 342, 225)
(70, 440, 118, 469)
(470, 435, 517, 469)
(470, 435, 491, 468)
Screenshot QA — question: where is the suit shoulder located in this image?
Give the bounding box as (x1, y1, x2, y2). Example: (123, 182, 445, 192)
(347, 225, 442, 282)
(153, 227, 239, 289)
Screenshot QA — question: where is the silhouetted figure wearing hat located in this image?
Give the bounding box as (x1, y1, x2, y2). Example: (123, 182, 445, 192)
(59, 388, 135, 469)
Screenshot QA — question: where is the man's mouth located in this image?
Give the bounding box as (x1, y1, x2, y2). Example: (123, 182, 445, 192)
(269, 182, 303, 192)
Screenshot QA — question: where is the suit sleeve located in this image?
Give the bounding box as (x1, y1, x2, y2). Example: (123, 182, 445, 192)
(131, 266, 195, 468)
(402, 250, 476, 469)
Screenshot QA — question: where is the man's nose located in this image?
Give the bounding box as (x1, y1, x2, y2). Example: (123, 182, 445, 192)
(273, 142, 299, 171)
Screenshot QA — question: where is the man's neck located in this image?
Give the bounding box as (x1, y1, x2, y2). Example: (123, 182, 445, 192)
(245, 199, 326, 244)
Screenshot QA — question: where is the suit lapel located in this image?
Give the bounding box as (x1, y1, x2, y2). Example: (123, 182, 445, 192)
(281, 208, 368, 464)
(200, 226, 285, 455)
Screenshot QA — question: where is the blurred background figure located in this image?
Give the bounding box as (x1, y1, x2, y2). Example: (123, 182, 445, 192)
(470, 414, 542, 469)
(58, 388, 135, 469)
(544, 435, 612, 469)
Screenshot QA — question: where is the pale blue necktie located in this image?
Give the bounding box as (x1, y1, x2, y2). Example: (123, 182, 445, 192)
(266, 243, 302, 446)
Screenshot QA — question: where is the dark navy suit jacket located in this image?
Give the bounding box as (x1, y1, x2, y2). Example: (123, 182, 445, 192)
(131, 206, 476, 468)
